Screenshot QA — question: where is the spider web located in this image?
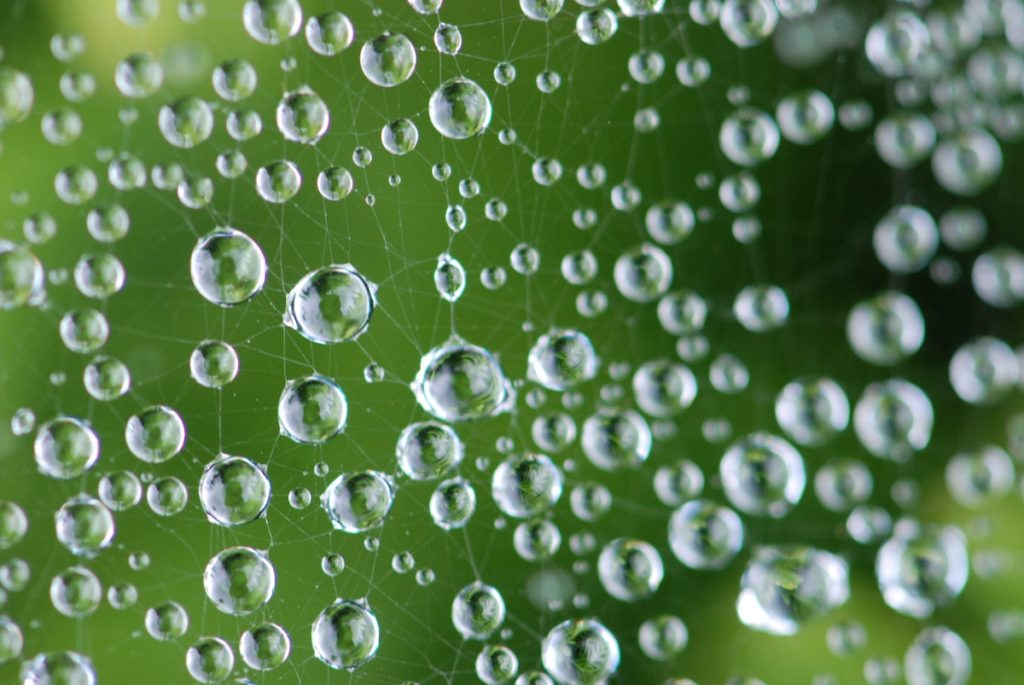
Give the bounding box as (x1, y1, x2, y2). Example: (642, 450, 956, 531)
(1, 1, 1023, 684)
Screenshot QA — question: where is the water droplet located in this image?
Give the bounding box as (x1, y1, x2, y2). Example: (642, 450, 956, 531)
(0, 242, 44, 309)
(56, 165, 98, 205)
(199, 455, 270, 526)
(581, 409, 652, 470)
(527, 329, 599, 391)
(190, 340, 239, 388)
(853, 379, 933, 461)
(876, 521, 968, 618)
(256, 160, 302, 203)
(576, 8, 619, 45)
(204, 546, 275, 615)
(284, 265, 377, 344)
(429, 78, 493, 139)
(413, 339, 514, 421)
(0, 68, 34, 128)
(97, 471, 142, 512)
(185, 636, 234, 683)
(430, 477, 477, 530)
(396, 422, 464, 480)
(125, 406, 186, 464)
(737, 546, 849, 635)
(776, 89, 834, 144)
(492, 453, 564, 518)
(306, 12, 354, 55)
(115, 53, 163, 98)
(720, 107, 780, 166)
(146, 476, 189, 516)
(721, 432, 805, 517)
(21, 652, 95, 685)
(949, 336, 1018, 405)
(239, 623, 291, 671)
(213, 59, 257, 102)
(453, 581, 506, 640)
(278, 375, 348, 444)
(477, 644, 519, 684)
(434, 253, 466, 302)
(541, 618, 620, 684)
(360, 33, 416, 87)
(638, 615, 688, 661)
(904, 626, 971, 685)
(614, 243, 673, 303)
(668, 499, 745, 570)
(321, 470, 394, 533)
(277, 86, 329, 144)
(80, 356, 129, 402)
(598, 538, 664, 601)
(243, 0, 302, 44)
(158, 97, 213, 148)
(814, 459, 872, 512)
(381, 118, 419, 155)
(50, 566, 102, 617)
(311, 598, 380, 670)
(190, 228, 267, 305)
(34, 417, 99, 479)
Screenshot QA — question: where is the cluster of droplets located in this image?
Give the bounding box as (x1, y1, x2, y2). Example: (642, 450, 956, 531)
(3, 0, 1024, 683)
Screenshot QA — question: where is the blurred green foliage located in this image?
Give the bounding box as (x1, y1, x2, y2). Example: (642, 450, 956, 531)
(1, 0, 1023, 683)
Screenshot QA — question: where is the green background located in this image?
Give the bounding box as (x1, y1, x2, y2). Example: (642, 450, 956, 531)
(1, 0, 1022, 682)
